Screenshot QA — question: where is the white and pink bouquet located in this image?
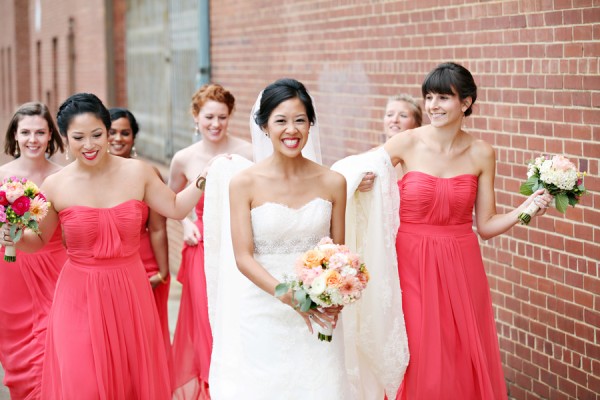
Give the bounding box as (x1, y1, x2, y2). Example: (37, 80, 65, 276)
(275, 237, 370, 342)
(519, 155, 587, 225)
(0, 177, 50, 262)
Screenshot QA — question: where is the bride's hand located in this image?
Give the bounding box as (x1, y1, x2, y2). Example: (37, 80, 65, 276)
(301, 306, 343, 334)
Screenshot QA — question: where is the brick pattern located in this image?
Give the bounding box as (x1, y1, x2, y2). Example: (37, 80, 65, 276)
(210, 1, 599, 399)
(0, 0, 111, 127)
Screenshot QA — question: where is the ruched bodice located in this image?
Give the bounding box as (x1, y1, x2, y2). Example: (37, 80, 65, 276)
(400, 171, 477, 226)
(59, 199, 143, 261)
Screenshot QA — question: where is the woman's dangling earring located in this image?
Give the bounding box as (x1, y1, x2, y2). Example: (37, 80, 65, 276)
(194, 124, 200, 138)
(14, 146, 20, 157)
(131, 146, 138, 158)
(65, 150, 70, 161)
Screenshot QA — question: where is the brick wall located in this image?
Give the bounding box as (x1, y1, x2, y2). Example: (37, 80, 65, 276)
(0, 0, 111, 129)
(211, 1, 599, 399)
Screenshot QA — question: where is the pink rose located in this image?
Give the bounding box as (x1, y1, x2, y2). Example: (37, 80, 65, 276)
(4, 182, 25, 203)
(0, 191, 8, 206)
(11, 196, 31, 216)
(317, 237, 334, 245)
(35, 192, 46, 202)
(551, 155, 575, 172)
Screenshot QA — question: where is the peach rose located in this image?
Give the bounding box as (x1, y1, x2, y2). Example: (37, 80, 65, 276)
(324, 270, 342, 288)
(302, 249, 325, 269)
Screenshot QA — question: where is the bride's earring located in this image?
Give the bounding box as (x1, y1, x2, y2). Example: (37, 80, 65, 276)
(14, 146, 20, 157)
(194, 124, 200, 137)
(131, 146, 137, 158)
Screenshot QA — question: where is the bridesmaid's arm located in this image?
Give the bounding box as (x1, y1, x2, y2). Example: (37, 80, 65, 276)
(229, 173, 280, 297)
(144, 162, 204, 220)
(147, 167, 170, 286)
(474, 141, 549, 240)
(148, 208, 170, 286)
(168, 152, 202, 246)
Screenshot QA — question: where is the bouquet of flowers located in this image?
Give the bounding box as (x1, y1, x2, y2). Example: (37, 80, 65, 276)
(519, 155, 587, 225)
(0, 177, 51, 262)
(275, 237, 369, 342)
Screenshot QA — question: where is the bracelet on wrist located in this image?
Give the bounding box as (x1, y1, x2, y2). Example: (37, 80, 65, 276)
(195, 174, 206, 190)
(156, 272, 168, 284)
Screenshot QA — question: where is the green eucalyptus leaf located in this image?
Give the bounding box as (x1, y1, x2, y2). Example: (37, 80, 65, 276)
(9, 224, 18, 238)
(13, 228, 22, 242)
(294, 289, 307, 304)
(299, 298, 312, 312)
(555, 193, 569, 213)
(274, 283, 290, 297)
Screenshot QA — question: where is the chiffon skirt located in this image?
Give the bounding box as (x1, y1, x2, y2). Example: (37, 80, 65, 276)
(41, 254, 171, 399)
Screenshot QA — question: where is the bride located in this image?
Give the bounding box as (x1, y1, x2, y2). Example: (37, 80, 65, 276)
(230, 78, 349, 398)
(205, 78, 408, 399)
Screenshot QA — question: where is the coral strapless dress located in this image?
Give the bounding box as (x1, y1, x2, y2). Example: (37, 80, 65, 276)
(41, 200, 171, 399)
(172, 195, 211, 399)
(396, 171, 507, 400)
(0, 227, 66, 399)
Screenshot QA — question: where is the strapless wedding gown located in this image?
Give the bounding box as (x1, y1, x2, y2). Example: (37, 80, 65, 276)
(235, 198, 351, 399)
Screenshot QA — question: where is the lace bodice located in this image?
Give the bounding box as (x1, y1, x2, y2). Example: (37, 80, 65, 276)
(250, 198, 332, 255)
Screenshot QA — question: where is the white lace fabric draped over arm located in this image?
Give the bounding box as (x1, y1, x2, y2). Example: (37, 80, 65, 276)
(331, 147, 409, 398)
(203, 154, 253, 399)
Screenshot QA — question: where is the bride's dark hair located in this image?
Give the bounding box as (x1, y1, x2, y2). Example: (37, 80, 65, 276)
(56, 93, 111, 136)
(254, 78, 316, 128)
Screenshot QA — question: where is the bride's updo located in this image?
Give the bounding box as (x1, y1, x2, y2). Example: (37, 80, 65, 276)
(254, 78, 316, 128)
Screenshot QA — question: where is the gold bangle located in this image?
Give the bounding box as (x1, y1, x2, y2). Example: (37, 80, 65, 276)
(156, 272, 168, 284)
(195, 175, 206, 190)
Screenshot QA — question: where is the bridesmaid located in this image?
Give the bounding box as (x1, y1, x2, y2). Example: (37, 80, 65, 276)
(108, 107, 174, 387)
(0, 93, 211, 399)
(382, 63, 553, 399)
(359, 93, 423, 191)
(0, 102, 67, 400)
(169, 83, 252, 398)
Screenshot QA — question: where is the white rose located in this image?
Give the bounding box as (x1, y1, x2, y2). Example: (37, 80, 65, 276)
(308, 274, 326, 296)
(341, 266, 357, 277)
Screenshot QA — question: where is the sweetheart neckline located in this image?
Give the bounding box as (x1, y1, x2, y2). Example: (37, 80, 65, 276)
(58, 199, 143, 214)
(251, 197, 331, 213)
(402, 170, 478, 181)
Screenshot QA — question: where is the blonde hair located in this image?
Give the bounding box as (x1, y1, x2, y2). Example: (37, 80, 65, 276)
(387, 94, 423, 127)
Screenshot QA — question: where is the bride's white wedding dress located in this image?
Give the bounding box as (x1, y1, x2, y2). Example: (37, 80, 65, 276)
(235, 198, 351, 399)
(205, 154, 408, 399)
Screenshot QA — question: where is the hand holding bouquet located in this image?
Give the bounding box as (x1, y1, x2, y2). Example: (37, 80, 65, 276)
(519, 155, 587, 225)
(0, 177, 51, 262)
(275, 237, 369, 342)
